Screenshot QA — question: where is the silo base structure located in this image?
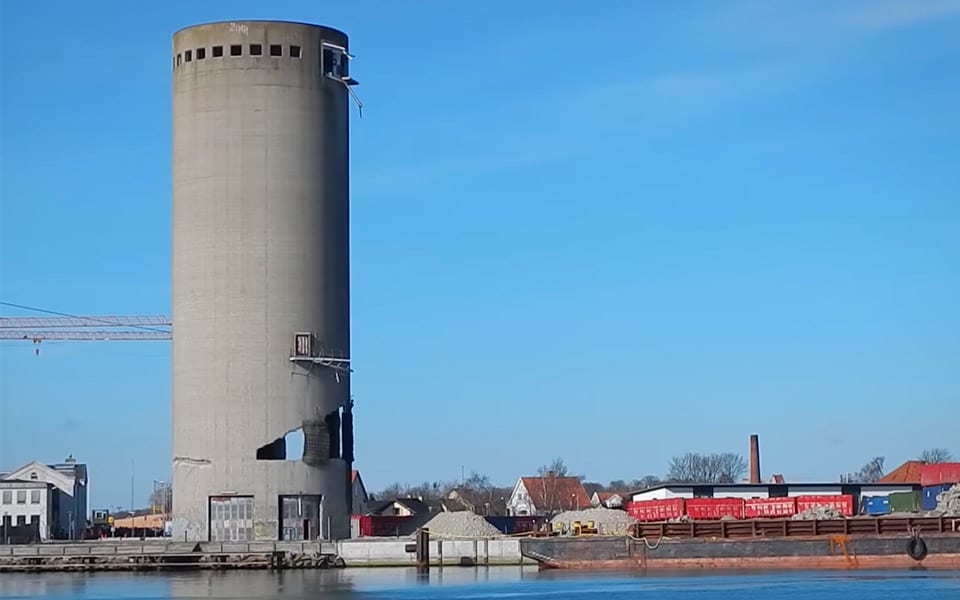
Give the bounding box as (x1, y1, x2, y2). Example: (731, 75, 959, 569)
(171, 21, 357, 542)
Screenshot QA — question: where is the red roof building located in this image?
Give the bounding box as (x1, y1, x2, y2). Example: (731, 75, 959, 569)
(507, 476, 591, 516)
(879, 460, 926, 484)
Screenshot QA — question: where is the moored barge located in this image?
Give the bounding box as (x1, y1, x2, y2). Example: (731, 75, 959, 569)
(521, 515, 960, 570)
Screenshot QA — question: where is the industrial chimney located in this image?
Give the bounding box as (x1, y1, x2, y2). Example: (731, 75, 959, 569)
(749, 434, 761, 484)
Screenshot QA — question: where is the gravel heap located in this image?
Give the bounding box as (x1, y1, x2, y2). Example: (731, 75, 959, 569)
(550, 508, 638, 535)
(791, 506, 845, 520)
(419, 512, 502, 538)
(934, 484, 960, 516)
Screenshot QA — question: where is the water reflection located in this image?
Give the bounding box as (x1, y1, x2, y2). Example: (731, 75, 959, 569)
(0, 566, 539, 599)
(3, 567, 958, 599)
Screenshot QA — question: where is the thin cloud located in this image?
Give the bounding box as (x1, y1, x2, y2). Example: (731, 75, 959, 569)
(833, 0, 960, 33)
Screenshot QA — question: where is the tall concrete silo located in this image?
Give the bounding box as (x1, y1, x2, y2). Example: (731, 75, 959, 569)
(171, 21, 356, 542)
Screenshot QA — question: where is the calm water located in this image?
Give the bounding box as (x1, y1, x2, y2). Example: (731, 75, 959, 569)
(2, 567, 959, 599)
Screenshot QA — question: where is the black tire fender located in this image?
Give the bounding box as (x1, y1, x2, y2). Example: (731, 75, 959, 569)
(906, 536, 928, 561)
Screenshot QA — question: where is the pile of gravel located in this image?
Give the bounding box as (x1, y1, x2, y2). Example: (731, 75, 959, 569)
(791, 506, 845, 520)
(550, 508, 638, 535)
(933, 484, 960, 516)
(418, 512, 502, 538)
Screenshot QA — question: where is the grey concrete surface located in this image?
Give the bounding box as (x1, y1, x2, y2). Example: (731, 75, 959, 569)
(171, 21, 353, 542)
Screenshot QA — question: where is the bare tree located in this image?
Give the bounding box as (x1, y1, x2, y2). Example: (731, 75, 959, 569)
(538, 457, 569, 478)
(666, 453, 747, 484)
(920, 448, 953, 464)
(376, 480, 456, 504)
(582, 481, 605, 497)
(533, 458, 581, 513)
(841, 457, 885, 483)
(630, 475, 663, 490)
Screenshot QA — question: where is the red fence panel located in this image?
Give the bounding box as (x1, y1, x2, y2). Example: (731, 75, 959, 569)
(684, 498, 745, 520)
(744, 497, 796, 518)
(921, 463, 960, 487)
(795, 495, 854, 517)
(626, 498, 685, 522)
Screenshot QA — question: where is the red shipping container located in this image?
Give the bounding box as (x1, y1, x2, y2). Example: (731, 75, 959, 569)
(357, 515, 411, 537)
(684, 498, 745, 520)
(795, 495, 854, 517)
(626, 498, 685, 522)
(744, 498, 796, 519)
(920, 463, 960, 487)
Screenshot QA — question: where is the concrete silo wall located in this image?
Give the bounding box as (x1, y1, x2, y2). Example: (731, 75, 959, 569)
(171, 21, 353, 542)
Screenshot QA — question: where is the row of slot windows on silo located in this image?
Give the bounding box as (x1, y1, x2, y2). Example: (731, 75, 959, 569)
(176, 44, 302, 67)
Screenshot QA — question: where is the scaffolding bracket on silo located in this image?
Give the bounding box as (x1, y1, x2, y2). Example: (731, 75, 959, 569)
(289, 355, 352, 382)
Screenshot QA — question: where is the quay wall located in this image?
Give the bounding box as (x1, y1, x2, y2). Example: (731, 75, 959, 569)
(0, 537, 531, 568)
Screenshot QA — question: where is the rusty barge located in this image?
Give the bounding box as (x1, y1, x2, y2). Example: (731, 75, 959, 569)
(520, 515, 960, 571)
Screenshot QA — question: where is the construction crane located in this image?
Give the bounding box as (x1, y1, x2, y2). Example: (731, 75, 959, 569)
(0, 306, 171, 354)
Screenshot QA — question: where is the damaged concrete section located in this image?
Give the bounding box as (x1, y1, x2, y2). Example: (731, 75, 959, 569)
(255, 428, 307, 461)
(257, 417, 346, 464)
(173, 456, 212, 467)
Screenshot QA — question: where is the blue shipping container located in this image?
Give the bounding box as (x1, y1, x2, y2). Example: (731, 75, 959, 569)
(863, 496, 890, 516)
(922, 485, 952, 511)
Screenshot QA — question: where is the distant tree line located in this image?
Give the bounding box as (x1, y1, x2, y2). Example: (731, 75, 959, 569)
(374, 447, 956, 507)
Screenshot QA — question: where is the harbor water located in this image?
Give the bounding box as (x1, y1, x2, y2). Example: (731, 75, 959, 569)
(2, 567, 959, 599)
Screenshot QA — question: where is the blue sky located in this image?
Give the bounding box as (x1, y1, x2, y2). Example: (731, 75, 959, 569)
(1, 0, 958, 509)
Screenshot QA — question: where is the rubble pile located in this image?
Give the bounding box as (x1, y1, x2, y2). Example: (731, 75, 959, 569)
(419, 512, 502, 538)
(791, 506, 845, 520)
(934, 484, 960, 516)
(550, 507, 638, 535)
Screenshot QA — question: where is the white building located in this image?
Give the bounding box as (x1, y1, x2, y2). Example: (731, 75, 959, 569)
(507, 477, 591, 517)
(0, 480, 51, 541)
(0, 456, 88, 540)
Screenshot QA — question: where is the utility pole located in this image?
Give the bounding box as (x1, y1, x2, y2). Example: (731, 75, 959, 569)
(130, 459, 135, 511)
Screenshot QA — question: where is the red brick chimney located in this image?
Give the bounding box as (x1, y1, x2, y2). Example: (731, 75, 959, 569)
(749, 434, 761, 484)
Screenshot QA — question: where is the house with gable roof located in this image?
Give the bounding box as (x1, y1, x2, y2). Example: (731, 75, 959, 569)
(506, 476, 590, 517)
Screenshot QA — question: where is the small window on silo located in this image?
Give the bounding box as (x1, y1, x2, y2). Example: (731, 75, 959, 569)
(184, 50, 192, 62)
(250, 44, 262, 56)
(230, 44, 242, 56)
(176, 53, 182, 67)
(212, 45, 223, 58)
(269, 44, 282, 57)
(322, 43, 348, 79)
(196, 47, 206, 60)
(289, 45, 301, 58)
(293, 332, 313, 358)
